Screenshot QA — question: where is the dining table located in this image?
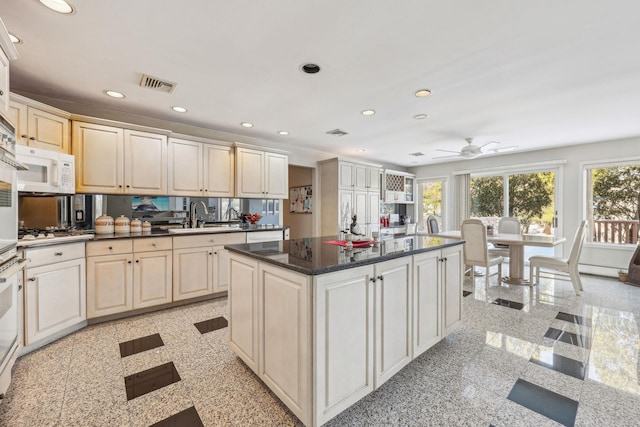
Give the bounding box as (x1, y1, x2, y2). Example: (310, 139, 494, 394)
(433, 231, 566, 285)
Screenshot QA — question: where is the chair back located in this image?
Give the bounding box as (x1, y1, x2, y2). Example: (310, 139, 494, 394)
(426, 215, 440, 234)
(461, 219, 489, 265)
(498, 217, 521, 234)
(405, 223, 417, 235)
(568, 220, 588, 266)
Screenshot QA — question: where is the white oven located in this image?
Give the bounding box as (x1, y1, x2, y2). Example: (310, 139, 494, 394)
(15, 145, 75, 195)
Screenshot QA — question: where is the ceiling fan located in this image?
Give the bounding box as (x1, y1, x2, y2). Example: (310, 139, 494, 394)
(433, 138, 516, 160)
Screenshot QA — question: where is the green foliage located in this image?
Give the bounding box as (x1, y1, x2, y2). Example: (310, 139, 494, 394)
(592, 166, 640, 220)
(470, 176, 503, 216)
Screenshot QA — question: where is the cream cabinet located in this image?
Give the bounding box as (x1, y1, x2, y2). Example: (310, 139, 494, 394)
(173, 232, 245, 300)
(321, 158, 382, 237)
(228, 254, 260, 371)
(168, 136, 234, 197)
(0, 33, 17, 112)
(441, 245, 463, 336)
(86, 237, 173, 318)
(73, 121, 167, 195)
(8, 97, 71, 153)
(235, 146, 288, 198)
(245, 230, 284, 243)
(23, 243, 86, 346)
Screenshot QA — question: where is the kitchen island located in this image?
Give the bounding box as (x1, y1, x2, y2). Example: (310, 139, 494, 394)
(225, 234, 465, 426)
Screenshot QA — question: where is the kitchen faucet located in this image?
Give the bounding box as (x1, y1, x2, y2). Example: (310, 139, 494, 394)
(189, 200, 208, 228)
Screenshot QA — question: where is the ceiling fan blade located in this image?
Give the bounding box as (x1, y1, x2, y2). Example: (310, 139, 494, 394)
(487, 145, 518, 153)
(435, 148, 461, 154)
(479, 140, 500, 149)
(432, 153, 461, 159)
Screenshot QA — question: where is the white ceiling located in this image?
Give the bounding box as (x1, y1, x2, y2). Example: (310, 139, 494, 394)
(2, 1, 640, 167)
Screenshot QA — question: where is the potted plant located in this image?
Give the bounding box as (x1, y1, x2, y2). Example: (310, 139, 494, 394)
(619, 270, 628, 282)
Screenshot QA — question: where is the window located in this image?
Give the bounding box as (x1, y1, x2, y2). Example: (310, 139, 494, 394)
(417, 178, 446, 232)
(584, 162, 640, 245)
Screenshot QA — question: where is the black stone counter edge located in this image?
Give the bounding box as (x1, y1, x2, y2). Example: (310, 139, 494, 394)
(225, 239, 465, 276)
(91, 225, 289, 241)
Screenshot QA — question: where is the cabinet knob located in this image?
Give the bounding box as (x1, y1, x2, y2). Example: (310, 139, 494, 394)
(369, 277, 376, 283)
(21, 134, 28, 139)
(55, 252, 63, 256)
(214, 251, 217, 255)
(29, 137, 36, 140)
(152, 243, 156, 247)
(28, 277, 36, 281)
(128, 260, 132, 264)
(199, 189, 203, 192)
(377, 275, 384, 281)
(136, 259, 139, 263)
(204, 189, 208, 192)
(209, 252, 213, 255)
(126, 185, 130, 188)
(118, 185, 123, 188)
(0, 90, 3, 96)
(108, 246, 113, 250)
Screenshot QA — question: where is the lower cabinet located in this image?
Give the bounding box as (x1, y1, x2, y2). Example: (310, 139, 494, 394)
(86, 237, 172, 318)
(172, 233, 245, 301)
(23, 243, 86, 346)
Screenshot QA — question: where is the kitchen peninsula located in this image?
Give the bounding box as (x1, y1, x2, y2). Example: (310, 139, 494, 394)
(225, 234, 464, 426)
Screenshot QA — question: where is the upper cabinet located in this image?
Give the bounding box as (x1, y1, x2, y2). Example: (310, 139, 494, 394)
(168, 136, 234, 197)
(383, 170, 415, 203)
(73, 121, 168, 195)
(236, 145, 288, 199)
(8, 95, 71, 153)
(0, 20, 18, 112)
(339, 160, 380, 191)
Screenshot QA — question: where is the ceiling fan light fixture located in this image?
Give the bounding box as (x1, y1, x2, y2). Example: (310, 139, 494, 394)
(36, 0, 74, 14)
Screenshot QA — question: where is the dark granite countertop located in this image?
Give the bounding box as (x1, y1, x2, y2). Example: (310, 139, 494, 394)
(91, 224, 288, 241)
(224, 234, 465, 275)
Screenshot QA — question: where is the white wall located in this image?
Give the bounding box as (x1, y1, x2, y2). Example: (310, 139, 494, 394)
(410, 136, 640, 276)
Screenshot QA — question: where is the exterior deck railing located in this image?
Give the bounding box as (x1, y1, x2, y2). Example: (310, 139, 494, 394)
(592, 220, 639, 244)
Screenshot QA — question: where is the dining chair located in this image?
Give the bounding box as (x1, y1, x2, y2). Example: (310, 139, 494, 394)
(405, 223, 417, 235)
(426, 215, 440, 235)
(528, 220, 588, 295)
(488, 217, 521, 258)
(461, 219, 504, 288)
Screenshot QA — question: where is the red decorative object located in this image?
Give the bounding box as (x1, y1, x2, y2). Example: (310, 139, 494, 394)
(245, 213, 262, 224)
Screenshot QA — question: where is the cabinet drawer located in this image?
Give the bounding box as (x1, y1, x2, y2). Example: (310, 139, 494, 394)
(86, 239, 133, 256)
(172, 232, 245, 249)
(246, 230, 283, 243)
(133, 237, 172, 253)
(25, 242, 86, 268)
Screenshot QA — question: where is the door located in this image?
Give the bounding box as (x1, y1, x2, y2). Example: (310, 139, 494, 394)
(168, 138, 203, 196)
(338, 161, 354, 189)
(412, 250, 441, 357)
(27, 107, 70, 153)
(7, 101, 27, 146)
(374, 257, 412, 388)
(25, 259, 86, 343)
(86, 254, 133, 318)
(204, 144, 234, 197)
(264, 151, 288, 198)
(124, 129, 167, 195)
(236, 147, 264, 197)
(172, 247, 213, 300)
(133, 250, 172, 309)
(73, 122, 124, 194)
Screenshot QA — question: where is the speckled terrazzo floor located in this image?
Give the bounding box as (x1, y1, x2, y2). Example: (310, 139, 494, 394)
(1, 267, 640, 426)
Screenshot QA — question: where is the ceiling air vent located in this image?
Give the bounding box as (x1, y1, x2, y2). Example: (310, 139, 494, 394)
(139, 74, 177, 93)
(326, 129, 349, 137)
(409, 152, 425, 157)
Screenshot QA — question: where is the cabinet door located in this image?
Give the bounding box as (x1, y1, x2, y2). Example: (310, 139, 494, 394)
(24, 259, 86, 345)
(228, 254, 260, 371)
(264, 151, 288, 198)
(374, 257, 412, 388)
(87, 254, 133, 318)
(212, 246, 230, 293)
(314, 265, 374, 426)
(236, 147, 264, 197)
(258, 263, 311, 424)
(73, 122, 124, 194)
(133, 250, 172, 309)
(0, 48, 8, 112)
(172, 247, 213, 301)
(7, 101, 27, 146)
(413, 250, 441, 358)
(366, 190, 380, 226)
(338, 190, 354, 232)
(168, 138, 203, 196)
(27, 107, 70, 153)
(124, 129, 167, 195)
(204, 144, 234, 197)
(353, 190, 367, 230)
(367, 167, 380, 191)
(353, 164, 368, 190)
(338, 161, 354, 189)
(442, 245, 463, 336)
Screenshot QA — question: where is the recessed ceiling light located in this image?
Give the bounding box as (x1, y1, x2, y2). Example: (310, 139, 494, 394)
(301, 63, 321, 74)
(355, 148, 366, 153)
(104, 90, 125, 99)
(9, 33, 22, 44)
(361, 109, 375, 116)
(240, 122, 254, 128)
(414, 89, 432, 97)
(36, 0, 74, 14)
(412, 113, 429, 120)
(171, 106, 187, 113)
(277, 131, 289, 136)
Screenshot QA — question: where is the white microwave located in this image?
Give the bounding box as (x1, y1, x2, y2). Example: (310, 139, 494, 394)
(15, 145, 75, 194)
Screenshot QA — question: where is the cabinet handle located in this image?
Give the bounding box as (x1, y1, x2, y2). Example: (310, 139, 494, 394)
(443, 257, 448, 262)
(28, 277, 36, 281)
(108, 246, 113, 250)
(0, 90, 3, 96)
(55, 252, 63, 256)
(18, 285, 22, 291)
(118, 185, 123, 188)
(214, 251, 217, 255)
(377, 275, 384, 281)
(204, 189, 208, 192)
(136, 259, 139, 263)
(209, 239, 215, 243)
(369, 277, 376, 283)
(126, 185, 130, 188)
(209, 252, 213, 255)
(128, 261, 132, 264)
(199, 189, 203, 192)
(21, 134, 28, 139)
(152, 243, 156, 247)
